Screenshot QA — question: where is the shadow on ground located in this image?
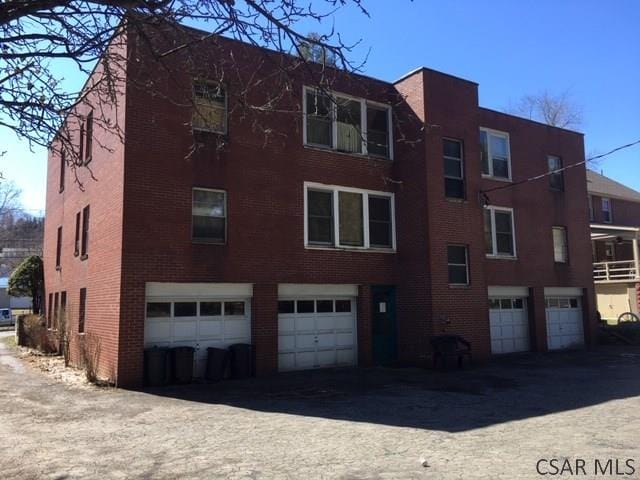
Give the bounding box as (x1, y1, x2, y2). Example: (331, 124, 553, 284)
(142, 346, 640, 433)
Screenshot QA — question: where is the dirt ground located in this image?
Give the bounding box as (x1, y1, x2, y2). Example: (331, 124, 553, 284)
(1, 334, 639, 479)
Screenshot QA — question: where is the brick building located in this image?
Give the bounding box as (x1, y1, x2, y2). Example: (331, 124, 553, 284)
(588, 170, 640, 321)
(43, 24, 597, 387)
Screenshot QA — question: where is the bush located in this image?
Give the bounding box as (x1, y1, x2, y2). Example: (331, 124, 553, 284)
(16, 314, 56, 353)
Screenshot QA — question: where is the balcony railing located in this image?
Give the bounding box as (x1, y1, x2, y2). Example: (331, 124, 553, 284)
(593, 260, 638, 282)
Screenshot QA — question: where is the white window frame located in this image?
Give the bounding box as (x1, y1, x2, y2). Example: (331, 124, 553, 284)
(552, 226, 568, 264)
(602, 197, 612, 223)
(192, 187, 227, 244)
(302, 86, 394, 160)
(480, 127, 512, 181)
(484, 206, 517, 258)
(192, 80, 228, 135)
(304, 181, 396, 251)
(447, 244, 469, 286)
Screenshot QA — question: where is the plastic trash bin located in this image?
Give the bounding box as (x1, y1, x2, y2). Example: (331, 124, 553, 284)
(170, 346, 195, 383)
(144, 347, 170, 387)
(205, 347, 228, 381)
(229, 343, 253, 379)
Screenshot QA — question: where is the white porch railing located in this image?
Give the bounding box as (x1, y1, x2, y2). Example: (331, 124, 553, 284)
(593, 260, 639, 282)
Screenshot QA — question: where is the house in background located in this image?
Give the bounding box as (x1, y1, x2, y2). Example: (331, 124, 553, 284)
(0, 277, 33, 315)
(588, 170, 640, 322)
(43, 22, 596, 387)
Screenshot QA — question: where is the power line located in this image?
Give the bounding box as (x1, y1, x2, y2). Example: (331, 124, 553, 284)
(480, 138, 640, 201)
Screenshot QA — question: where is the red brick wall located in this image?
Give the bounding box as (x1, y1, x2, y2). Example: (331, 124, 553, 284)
(43, 34, 128, 383)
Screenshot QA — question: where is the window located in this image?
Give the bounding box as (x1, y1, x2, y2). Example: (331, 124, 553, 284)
(368, 195, 392, 248)
(605, 241, 615, 261)
(84, 110, 93, 164)
(316, 300, 334, 313)
(303, 87, 392, 159)
(47, 293, 53, 328)
(192, 81, 226, 133)
(335, 300, 351, 312)
(447, 245, 469, 285)
(81, 205, 90, 258)
(484, 207, 516, 257)
(60, 291, 67, 326)
(59, 150, 65, 193)
(200, 302, 222, 316)
(443, 138, 464, 199)
(146, 302, 171, 317)
(305, 183, 395, 250)
(192, 188, 226, 243)
(174, 302, 197, 317)
(552, 226, 568, 263)
(224, 301, 245, 316)
(339, 191, 364, 247)
(602, 197, 612, 223)
(588, 195, 594, 221)
(53, 292, 59, 330)
(480, 128, 511, 180)
(548, 155, 564, 191)
(78, 121, 85, 165)
(55, 226, 62, 268)
(78, 288, 86, 333)
(74, 212, 81, 256)
(277, 300, 295, 314)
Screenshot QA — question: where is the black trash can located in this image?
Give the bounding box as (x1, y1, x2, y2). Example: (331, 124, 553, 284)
(229, 343, 253, 379)
(170, 346, 195, 384)
(144, 347, 170, 387)
(205, 347, 229, 381)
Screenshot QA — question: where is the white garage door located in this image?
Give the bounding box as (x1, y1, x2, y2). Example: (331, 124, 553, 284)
(489, 297, 530, 354)
(278, 298, 357, 371)
(145, 298, 251, 377)
(545, 297, 584, 350)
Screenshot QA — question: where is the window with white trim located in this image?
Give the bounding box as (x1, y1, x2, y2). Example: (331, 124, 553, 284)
(552, 226, 568, 263)
(304, 87, 392, 159)
(192, 81, 227, 133)
(443, 138, 464, 199)
(305, 183, 395, 250)
(480, 128, 511, 180)
(602, 197, 612, 223)
(447, 245, 469, 285)
(192, 188, 226, 243)
(484, 206, 516, 257)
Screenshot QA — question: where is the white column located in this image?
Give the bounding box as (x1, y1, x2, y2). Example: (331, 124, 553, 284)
(633, 234, 640, 280)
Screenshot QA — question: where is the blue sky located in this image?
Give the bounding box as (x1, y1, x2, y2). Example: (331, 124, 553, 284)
(1, 0, 639, 213)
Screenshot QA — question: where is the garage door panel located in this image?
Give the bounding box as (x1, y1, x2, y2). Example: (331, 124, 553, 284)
(336, 332, 354, 347)
(198, 318, 223, 338)
(316, 333, 336, 348)
(545, 297, 584, 350)
(334, 315, 354, 330)
(145, 320, 172, 343)
(279, 335, 295, 351)
(278, 316, 295, 334)
(224, 318, 250, 340)
(278, 353, 295, 371)
(173, 319, 198, 340)
(336, 348, 355, 365)
(316, 349, 337, 367)
(296, 333, 317, 350)
(295, 316, 315, 332)
(295, 351, 316, 368)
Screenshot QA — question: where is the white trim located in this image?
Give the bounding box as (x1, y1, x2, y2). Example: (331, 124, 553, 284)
(304, 181, 396, 251)
(480, 127, 512, 181)
(146, 282, 253, 298)
(302, 86, 393, 160)
(484, 206, 517, 258)
(488, 286, 529, 297)
(543, 287, 583, 297)
(590, 223, 640, 232)
(278, 284, 358, 297)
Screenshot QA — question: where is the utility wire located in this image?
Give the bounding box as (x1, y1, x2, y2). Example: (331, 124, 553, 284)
(480, 138, 640, 202)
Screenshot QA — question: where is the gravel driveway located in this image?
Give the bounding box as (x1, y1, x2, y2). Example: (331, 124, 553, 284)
(1, 338, 639, 479)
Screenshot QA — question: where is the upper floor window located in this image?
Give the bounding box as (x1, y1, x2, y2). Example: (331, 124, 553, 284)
(447, 245, 469, 285)
(78, 121, 85, 165)
(602, 197, 612, 223)
(484, 206, 516, 257)
(443, 138, 464, 199)
(59, 149, 65, 193)
(303, 87, 392, 159)
(84, 110, 93, 165)
(81, 205, 90, 259)
(192, 188, 226, 244)
(192, 81, 227, 134)
(74, 211, 81, 256)
(588, 195, 594, 221)
(305, 182, 395, 250)
(480, 128, 511, 180)
(55, 226, 62, 268)
(548, 155, 564, 191)
(552, 226, 568, 263)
